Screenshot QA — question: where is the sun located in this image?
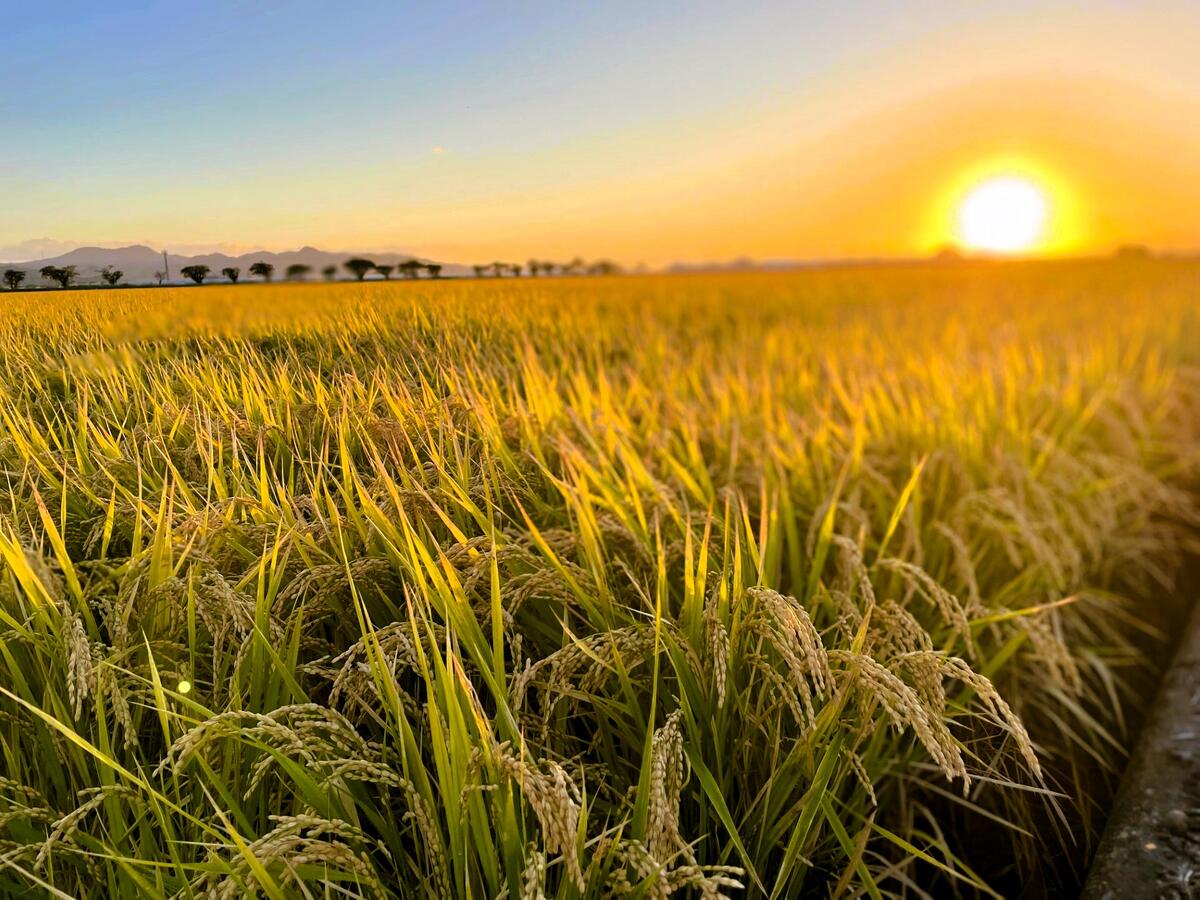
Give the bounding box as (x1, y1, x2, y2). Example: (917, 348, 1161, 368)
(956, 176, 1049, 254)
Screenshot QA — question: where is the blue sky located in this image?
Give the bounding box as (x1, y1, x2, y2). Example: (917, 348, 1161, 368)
(4, 2, 898, 173)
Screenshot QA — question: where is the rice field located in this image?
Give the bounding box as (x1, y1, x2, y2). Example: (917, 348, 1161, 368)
(0, 264, 1197, 897)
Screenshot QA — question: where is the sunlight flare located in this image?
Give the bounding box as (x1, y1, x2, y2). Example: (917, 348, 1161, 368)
(957, 176, 1049, 253)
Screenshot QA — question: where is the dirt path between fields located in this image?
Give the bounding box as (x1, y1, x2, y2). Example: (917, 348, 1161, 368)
(1083, 600, 1200, 899)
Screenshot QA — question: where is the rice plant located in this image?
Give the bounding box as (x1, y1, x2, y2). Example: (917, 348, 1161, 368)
(0, 263, 1196, 897)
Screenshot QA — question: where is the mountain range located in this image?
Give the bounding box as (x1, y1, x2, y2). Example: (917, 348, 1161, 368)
(0, 245, 470, 285)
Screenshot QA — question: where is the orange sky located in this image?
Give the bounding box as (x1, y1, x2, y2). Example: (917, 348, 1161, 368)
(6, 3, 1200, 265)
(398, 77, 1200, 265)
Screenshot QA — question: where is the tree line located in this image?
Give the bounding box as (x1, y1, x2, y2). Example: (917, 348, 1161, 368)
(4, 255, 621, 290)
(472, 258, 620, 278)
(176, 258, 451, 285)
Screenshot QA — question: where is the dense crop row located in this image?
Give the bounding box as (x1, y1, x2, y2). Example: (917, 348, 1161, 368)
(0, 265, 1196, 897)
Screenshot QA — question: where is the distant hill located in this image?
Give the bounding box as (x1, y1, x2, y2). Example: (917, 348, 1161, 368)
(0, 245, 470, 286)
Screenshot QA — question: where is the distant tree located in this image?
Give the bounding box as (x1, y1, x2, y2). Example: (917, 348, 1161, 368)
(374, 264, 395, 280)
(222, 267, 241, 283)
(472, 265, 487, 278)
(562, 257, 585, 275)
(344, 258, 376, 281)
(40, 265, 76, 288)
(322, 265, 338, 281)
(249, 261, 274, 282)
(153, 271, 167, 286)
(425, 264, 442, 278)
(510, 264, 522, 277)
(490, 262, 506, 277)
(587, 260, 622, 276)
(931, 245, 963, 264)
(527, 259, 541, 276)
(398, 259, 423, 279)
(180, 264, 211, 285)
(541, 262, 556, 276)
(100, 266, 124, 286)
(3, 269, 26, 290)
(286, 263, 312, 281)
(1116, 244, 1152, 260)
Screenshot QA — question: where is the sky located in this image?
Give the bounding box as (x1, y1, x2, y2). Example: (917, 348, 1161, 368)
(3, 1, 1200, 266)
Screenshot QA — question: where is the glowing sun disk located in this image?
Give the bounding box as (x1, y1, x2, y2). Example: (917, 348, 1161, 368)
(957, 176, 1049, 253)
